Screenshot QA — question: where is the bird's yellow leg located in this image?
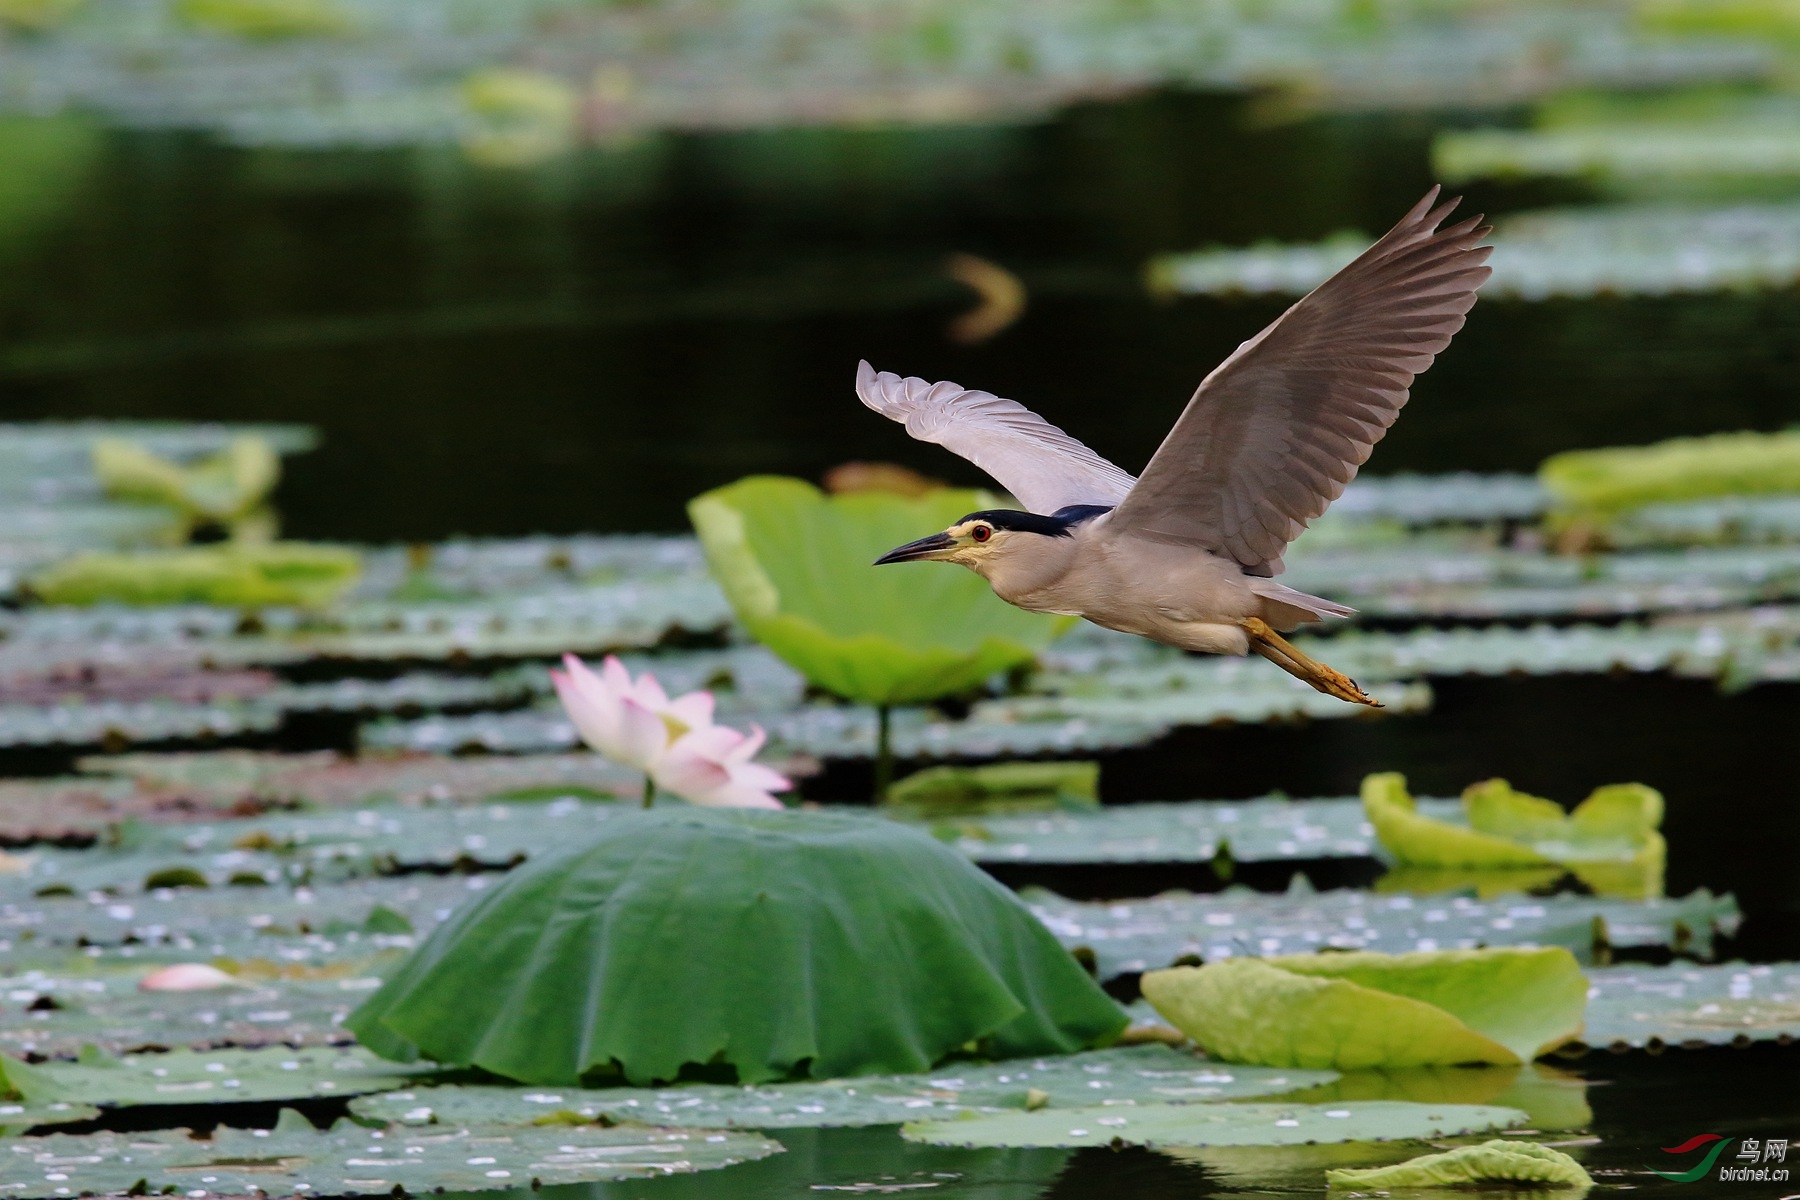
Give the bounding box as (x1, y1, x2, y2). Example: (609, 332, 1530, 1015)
(1240, 617, 1382, 708)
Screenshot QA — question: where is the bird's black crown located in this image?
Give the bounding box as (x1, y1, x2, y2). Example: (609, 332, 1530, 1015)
(957, 505, 1113, 538)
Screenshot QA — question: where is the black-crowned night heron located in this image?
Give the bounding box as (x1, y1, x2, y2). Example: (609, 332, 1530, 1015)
(863, 188, 1492, 707)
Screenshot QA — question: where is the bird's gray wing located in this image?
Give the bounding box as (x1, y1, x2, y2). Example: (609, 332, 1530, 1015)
(1109, 188, 1492, 575)
(855, 360, 1137, 515)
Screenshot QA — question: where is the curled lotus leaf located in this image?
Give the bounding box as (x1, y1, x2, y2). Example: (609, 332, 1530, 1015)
(1326, 1138, 1593, 1190)
(688, 476, 1071, 706)
(347, 807, 1126, 1085)
(92, 436, 279, 523)
(1140, 947, 1587, 1070)
(1364, 773, 1665, 894)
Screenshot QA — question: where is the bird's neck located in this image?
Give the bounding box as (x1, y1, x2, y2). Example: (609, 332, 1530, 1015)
(979, 532, 1084, 609)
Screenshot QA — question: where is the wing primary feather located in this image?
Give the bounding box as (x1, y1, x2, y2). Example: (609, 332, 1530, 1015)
(1109, 190, 1492, 574)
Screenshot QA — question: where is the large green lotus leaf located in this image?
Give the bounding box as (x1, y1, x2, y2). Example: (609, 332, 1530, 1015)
(346, 808, 1126, 1085)
(0, 1107, 779, 1197)
(902, 1099, 1526, 1149)
(688, 476, 1071, 705)
(30, 1044, 436, 1107)
(1274, 1063, 1592, 1132)
(1326, 1139, 1593, 1190)
(1140, 948, 1587, 1070)
(349, 1045, 1332, 1129)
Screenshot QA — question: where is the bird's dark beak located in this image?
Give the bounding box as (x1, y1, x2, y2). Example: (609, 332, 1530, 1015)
(875, 532, 956, 565)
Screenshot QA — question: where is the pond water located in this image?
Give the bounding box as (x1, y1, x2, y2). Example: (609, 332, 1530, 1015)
(4, 90, 1799, 541)
(2, 83, 1799, 1198)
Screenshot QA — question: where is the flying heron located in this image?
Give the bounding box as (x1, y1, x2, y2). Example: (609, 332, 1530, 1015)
(862, 188, 1492, 706)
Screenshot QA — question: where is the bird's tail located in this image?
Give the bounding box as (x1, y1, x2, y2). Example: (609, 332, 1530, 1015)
(1246, 578, 1355, 628)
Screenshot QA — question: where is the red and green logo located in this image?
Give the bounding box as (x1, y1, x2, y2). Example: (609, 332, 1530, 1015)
(1651, 1134, 1734, 1182)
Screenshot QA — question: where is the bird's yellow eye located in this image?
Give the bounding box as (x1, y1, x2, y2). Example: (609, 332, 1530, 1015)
(971, 524, 992, 543)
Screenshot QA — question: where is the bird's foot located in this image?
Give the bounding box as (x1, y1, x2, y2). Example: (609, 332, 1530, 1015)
(1241, 618, 1382, 708)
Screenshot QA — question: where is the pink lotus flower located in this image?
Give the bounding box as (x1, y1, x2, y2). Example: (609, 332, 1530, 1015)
(550, 653, 790, 809)
(549, 653, 714, 772)
(654, 724, 791, 810)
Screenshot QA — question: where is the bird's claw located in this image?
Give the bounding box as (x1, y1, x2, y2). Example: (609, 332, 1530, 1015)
(1242, 618, 1383, 708)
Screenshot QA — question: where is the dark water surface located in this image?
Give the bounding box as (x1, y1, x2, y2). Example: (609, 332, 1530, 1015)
(1, 90, 1797, 540)
(4, 90, 1800, 1196)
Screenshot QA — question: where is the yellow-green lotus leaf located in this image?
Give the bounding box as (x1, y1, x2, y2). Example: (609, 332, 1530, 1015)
(1326, 1139, 1593, 1190)
(1541, 430, 1800, 517)
(30, 543, 360, 607)
(689, 476, 1072, 706)
(1141, 947, 1587, 1071)
(1365, 774, 1664, 895)
(1363, 773, 1552, 868)
(93, 435, 280, 523)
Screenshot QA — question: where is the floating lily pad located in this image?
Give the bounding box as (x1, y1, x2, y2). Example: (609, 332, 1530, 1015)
(350, 1045, 1334, 1130)
(0, 1054, 99, 1129)
(1024, 885, 1738, 976)
(0, 1107, 781, 1196)
(1436, 93, 1800, 186)
(1274, 1063, 1593, 1132)
(26, 1044, 436, 1107)
(903, 1098, 1527, 1150)
(690, 477, 1071, 706)
(921, 795, 1408, 865)
(1149, 203, 1800, 300)
(348, 808, 1126, 1085)
(1331, 473, 1551, 525)
(1326, 1138, 1593, 1190)
(1584, 961, 1800, 1048)
(0, 960, 390, 1059)
(1140, 948, 1587, 1070)
(0, 696, 281, 749)
(79, 749, 640, 809)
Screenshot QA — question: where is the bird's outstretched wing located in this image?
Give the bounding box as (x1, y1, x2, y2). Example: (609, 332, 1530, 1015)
(855, 360, 1136, 515)
(1109, 188, 1493, 575)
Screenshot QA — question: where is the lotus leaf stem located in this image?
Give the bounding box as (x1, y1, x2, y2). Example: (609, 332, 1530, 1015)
(874, 704, 894, 801)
